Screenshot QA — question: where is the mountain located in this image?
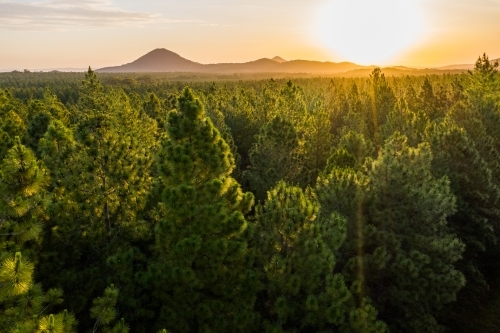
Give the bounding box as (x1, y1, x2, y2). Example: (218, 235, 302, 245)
(97, 48, 367, 74)
(272, 56, 287, 63)
(435, 58, 500, 70)
(97, 48, 499, 75)
(98, 48, 203, 72)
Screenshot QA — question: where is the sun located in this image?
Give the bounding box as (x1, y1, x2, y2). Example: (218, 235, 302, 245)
(314, 0, 424, 65)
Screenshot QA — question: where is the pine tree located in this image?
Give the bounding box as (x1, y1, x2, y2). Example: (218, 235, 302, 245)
(369, 68, 396, 147)
(90, 285, 129, 333)
(0, 137, 49, 257)
(464, 54, 500, 175)
(277, 80, 307, 130)
(151, 87, 258, 332)
(466, 53, 500, 112)
(0, 140, 76, 333)
(143, 92, 168, 131)
(36, 71, 157, 329)
(24, 100, 52, 154)
(255, 181, 386, 333)
(334, 131, 374, 171)
(317, 132, 466, 332)
(418, 77, 439, 119)
(301, 95, 335, 184)
(204, 93, 242, 178)
(352, 133, 465, 332)
(222, 88, 261, 171)
(0, 110, 27, 161)
(243, 116, 304, 201)
(78, 67, 106, 113)
(41, 88, 70, 125)
(338, 83, 370, 139)
(380, 103, 429, 147)
(447, 102, 500, 189)
(426, 119, 500, 329)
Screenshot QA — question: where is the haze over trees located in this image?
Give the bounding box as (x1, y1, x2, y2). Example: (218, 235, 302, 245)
(0, 54, 499, 332)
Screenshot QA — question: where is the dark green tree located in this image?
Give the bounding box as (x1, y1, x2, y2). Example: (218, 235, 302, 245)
(36, 71, 157, 329)
(90, 285, 129, 333)
(426, 120, 500, 331)
(356, 133, 465, 332)
(369, 68, 396, 147)
(243, 116, 304, 201)
(151, 87, 258, 332)
(143, 92, 168, 131)
(318, 133, 465, 332)
(0, 110, 26, 161)
(302, 95, 335, 183)
(255, 181, 386, 333)
(278, 80, 307, 130)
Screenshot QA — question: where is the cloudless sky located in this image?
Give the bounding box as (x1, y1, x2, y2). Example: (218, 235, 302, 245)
(1, 0, 499, 70)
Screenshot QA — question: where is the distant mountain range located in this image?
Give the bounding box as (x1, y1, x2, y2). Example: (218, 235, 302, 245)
(271, 56, 287, 63)
(5, 49, 496, 74)
(97, 48, 372, 74)
(436, 58, 500, 70)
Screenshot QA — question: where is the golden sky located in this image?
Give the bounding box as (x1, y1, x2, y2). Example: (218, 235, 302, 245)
(0, 0, 499, 70)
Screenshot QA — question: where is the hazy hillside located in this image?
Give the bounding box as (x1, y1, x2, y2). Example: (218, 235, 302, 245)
(97, 48, 369, 74)
(437, 58, 500, 70)
(98, 48, 204, 72)
(272, 56, 287, 63)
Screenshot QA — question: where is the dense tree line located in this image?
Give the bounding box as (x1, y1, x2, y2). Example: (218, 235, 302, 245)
(0, 55, 499, 332)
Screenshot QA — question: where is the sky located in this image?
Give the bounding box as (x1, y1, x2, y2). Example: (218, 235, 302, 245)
(1, 0, 500, 70)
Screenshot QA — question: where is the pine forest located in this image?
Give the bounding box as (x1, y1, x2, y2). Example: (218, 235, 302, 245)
(2, 55, 500, 333)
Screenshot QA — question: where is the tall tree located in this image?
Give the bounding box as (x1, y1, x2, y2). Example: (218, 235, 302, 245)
(319, 133, 465, 332)
(150, 87, 258, 332)
(255, 181, 387, 333)
(37, 69, 157, 329)
(359, 133, 464, 332)
(427, 119, 500, 331)
(302, 95, 335, 184)
(466, 53, 500, 113)
(243, 116, 304, 201)
(0, 139, 76, 333)
(369, 68, 396, 147)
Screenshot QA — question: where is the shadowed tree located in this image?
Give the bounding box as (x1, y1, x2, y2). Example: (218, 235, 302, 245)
(255, 181, 387, 333)
(243, 116, 304, 202)
(150, 87, 258, 333)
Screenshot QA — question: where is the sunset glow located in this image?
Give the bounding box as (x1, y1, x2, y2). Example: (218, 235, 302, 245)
(314, 0, 424, 65)
(0, 0, 500, 70)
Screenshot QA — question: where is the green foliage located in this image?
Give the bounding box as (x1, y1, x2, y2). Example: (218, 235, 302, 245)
(36, 69, 157, 329)
(203, 92, 242, 177)
(380, 105, 429, 147)
(143, 92, 168, 130)
(426, 118, 500, 329)
(327, 131, 374, 173)
(0, 138, 49, 256)
(243, 116, 304, 201)
(0, 110, 27, 161)
(466, 53, 500, 112)
(369, 68, 396, 145)
(255, 181, 386, 332)
(151, 87, 257, 332)
(90, 285, 128, 333)
(355, 133, 465, 332)
(1, 66, 500, 332)
(0, 141, 76, 333)
(301, 95, 335, 183)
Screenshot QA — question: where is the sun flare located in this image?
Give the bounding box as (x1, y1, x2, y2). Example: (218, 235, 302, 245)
(314, 0, 424, 65)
